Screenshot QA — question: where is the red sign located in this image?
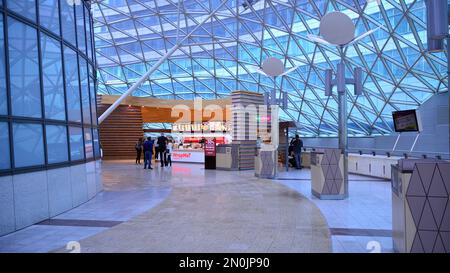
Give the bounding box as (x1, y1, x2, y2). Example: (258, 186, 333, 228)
(204, 138, 216, 157)
(172, 153, 192, 159)
(171, 151, 204, 163)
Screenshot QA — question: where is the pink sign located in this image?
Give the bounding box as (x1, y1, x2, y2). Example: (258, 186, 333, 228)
(204, 138, 216, 157)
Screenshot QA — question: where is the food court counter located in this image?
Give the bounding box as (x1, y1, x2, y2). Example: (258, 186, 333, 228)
(171, 149, 205, 163)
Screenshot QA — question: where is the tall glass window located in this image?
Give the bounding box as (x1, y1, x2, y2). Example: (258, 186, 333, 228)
(76, 4, 86, 54)
(93, 128, 100, 158)
(0, 122, 10, 169)
(39, 0, 60, 34)
(79, 57, 91, 125)
(41, 33, 65, 120)
(69, 126, 84, 161)
(60, 0, 76, 47)
(8, 17, 41, 118)
(46, 124, 68, 164)
(89, 77, 97, 124)
(84, 127, 93, 159)
(85, 6, 92, 60)
(13, 123, 45, 168)
(0, 1, 99, 174)
(0, 15, 6, 115)
(6, 0, 36, 22)
(64, 46, 81, 122)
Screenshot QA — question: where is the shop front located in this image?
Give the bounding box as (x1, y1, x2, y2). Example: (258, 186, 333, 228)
(170, 121, 231, 164)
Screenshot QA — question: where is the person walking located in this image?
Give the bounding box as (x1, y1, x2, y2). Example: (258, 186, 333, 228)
(143, 137, 154, 170)
(290, 134, 303, 169)
(166, 140, 173, 167)
(135, 138, 143, 164)
(157, 133, 168, 167)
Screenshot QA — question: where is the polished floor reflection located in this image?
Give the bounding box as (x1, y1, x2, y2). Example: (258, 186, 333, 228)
(0, 160, 392, 253)
(54, 161, 331, 253)
(276, 169, 393, 253)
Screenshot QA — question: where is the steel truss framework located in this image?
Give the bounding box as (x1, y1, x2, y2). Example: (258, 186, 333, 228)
(92, 0, 448, 136)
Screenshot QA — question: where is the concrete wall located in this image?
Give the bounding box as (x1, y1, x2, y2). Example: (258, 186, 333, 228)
(410, 91, 448, 157)
(0, 161, 103, 236)
(301, 92, 449, 159)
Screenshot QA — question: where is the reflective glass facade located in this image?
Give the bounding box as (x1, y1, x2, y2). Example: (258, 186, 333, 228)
(93, 0, 447, 136)
(0, 0, 99, 174)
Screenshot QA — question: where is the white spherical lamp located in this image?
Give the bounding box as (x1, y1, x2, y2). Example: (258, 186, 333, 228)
(319, 12, 355, 46)
(261, 57, 284, 77)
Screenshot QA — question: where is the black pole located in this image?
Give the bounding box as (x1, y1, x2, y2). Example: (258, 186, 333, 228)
(285, 128, 289, 172)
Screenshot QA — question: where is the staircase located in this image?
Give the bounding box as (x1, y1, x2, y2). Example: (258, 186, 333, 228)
(97, 100, 144, 160)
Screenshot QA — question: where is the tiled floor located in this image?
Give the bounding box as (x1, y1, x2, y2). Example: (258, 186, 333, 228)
(50, 165, 331, 253)
(0, 161, 394, 253)
(0, 162, 171, 253)
(0, 225, 107, 253)
(276, 168, 394, 253)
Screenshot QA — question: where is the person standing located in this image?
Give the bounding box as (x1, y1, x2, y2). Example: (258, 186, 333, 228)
(135, 138, 143, 164)
(157, 133, 168, 167)
(143, 137, 154, 170)
(290, 134, 303, 169)
(166, 140, 173, 167)
(154, 141, 159, 160)
(199, 137, 206, 148)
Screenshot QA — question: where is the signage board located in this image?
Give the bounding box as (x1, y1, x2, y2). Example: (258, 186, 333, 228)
(204, 138, 216, 157)
(172, 122, 231, 133)
(171, 151, 205, 163)
(392, 110, 421, 132)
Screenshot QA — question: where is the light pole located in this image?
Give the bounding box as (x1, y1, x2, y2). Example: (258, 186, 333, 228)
(423, 0, 449, 159)
(307, 12, 378, 198)
(254, 57, 299, 178)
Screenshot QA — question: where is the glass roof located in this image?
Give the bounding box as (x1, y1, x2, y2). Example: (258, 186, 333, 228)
(92, 0, 448, 136)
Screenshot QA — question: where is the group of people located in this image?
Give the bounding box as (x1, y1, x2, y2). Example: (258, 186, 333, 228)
(134, 133, 173, 169)
(288, 134, 303, 169)
(135, 133, 303, 170)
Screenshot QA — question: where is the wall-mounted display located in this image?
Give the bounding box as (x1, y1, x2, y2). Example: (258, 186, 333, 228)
(392, 110, 422, 132)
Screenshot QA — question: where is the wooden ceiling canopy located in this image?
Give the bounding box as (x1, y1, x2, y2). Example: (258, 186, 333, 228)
(99, 95, 232, 123)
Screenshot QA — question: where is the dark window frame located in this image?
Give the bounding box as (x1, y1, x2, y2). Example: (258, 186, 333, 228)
(0, 0, 100, 177)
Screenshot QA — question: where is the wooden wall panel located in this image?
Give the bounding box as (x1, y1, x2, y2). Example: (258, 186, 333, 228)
(99, 95, 230, 123)
(98, 103, 144, 160)
(141, 107, 229, 123)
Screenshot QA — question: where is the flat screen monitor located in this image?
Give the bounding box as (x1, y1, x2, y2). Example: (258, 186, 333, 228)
(392, 110, 421, 132)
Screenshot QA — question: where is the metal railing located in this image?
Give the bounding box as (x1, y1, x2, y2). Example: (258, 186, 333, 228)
(277, 144, 449, 160)
(295, 146, 450, 161)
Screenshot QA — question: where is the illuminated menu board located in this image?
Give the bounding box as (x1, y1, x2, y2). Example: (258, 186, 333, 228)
(172, 122, 231, 132)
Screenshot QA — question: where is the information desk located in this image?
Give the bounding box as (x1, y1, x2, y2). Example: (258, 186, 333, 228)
(171, 149, 205, 163)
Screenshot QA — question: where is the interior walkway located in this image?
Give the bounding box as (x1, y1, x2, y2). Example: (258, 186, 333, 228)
(0, 160, 393, 253)
(0, 161, 331, 253)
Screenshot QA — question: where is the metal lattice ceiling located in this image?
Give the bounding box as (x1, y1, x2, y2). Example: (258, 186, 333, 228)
(92, 0, 448, 136)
